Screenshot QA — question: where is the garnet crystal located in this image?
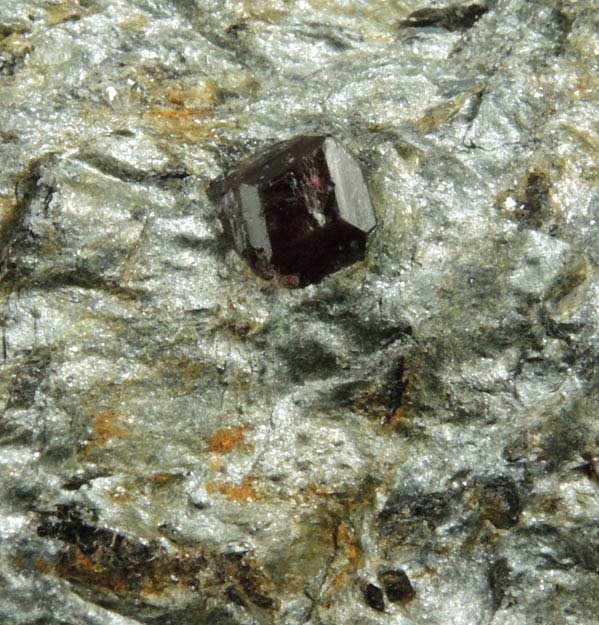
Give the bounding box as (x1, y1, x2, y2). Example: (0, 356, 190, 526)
(215, 135, 376, 287)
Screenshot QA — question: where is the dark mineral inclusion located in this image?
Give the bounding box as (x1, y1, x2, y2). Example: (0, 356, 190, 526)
(215, 135, 376, 287)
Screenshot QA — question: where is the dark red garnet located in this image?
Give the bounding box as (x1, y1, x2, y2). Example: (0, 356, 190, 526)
(214, 135, 376, 287)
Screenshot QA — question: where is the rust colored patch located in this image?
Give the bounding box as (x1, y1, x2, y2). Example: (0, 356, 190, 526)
(298, 483, 369, 509)
(323, 521, 363, 598)
(206, 476, 259, 502)
(328, 571, 350, 593)
(58, 543, 192, 597)
(135, 75, 237, 143)
(43, 514, 205, 598)
(83, 409, 127, 456)
(145, 107, 226, 142)
(145, 81, 223, 142)
(386, 406, 410, 431)
(207, 425, 249, 454)
(335, 521, 361, 565)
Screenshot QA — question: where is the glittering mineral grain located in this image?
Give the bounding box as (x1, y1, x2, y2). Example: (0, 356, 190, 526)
(215, 135, 376, 287)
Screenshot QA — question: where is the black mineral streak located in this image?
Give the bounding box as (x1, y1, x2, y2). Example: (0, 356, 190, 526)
(379, 490, 451, 537)
(37, 503, 157, 571)
(399, 3, 488, 31)
(487, 557, 511, 610)
(7, 348, 50, 410)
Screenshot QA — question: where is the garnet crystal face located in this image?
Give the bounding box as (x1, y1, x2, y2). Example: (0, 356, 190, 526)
(215, 135, 376, 287)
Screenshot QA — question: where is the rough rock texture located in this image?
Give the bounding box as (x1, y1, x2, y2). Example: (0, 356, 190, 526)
(0, 1, 598, 625)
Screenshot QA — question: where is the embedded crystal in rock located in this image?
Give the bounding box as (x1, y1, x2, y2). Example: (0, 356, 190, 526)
(215, 135, 376, 287)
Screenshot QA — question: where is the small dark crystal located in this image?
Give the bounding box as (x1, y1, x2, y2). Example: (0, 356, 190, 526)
(213, 135, 376, 287)
(378, 569, 416, 603)
(363, 582, 386, 612)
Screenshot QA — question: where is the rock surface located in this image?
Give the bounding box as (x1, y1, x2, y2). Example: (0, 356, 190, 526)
(0, 1, 598, 624)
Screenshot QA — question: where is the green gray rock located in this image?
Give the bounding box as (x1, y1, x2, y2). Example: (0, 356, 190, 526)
(0, 1, 598, 624)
